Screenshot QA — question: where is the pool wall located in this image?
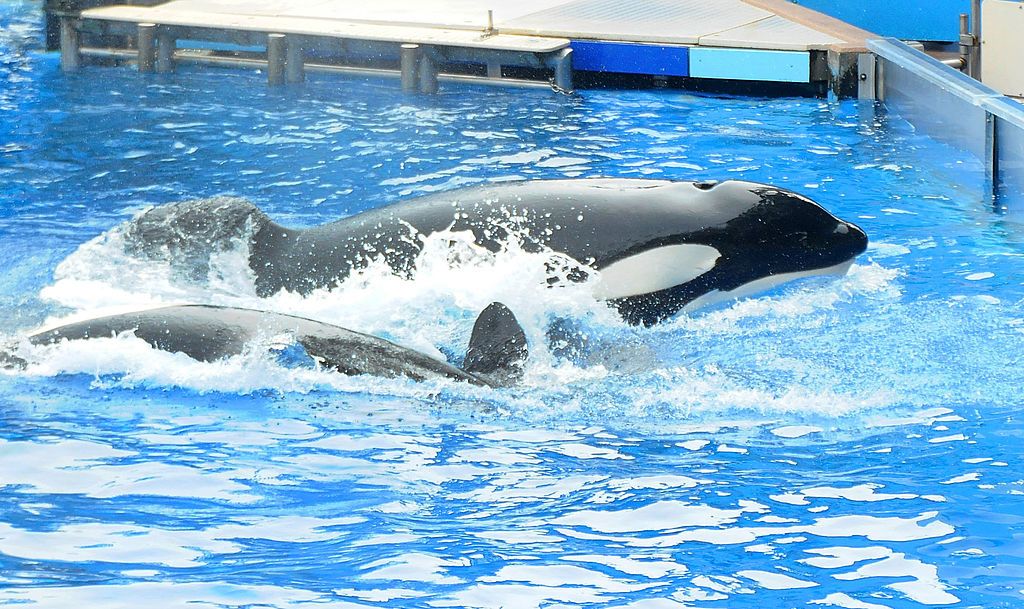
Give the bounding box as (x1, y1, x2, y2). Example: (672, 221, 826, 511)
(867, 37, 1024, 204)
(793, 0, 969, 42)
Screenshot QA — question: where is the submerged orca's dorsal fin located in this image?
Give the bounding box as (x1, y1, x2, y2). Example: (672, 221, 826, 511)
(463, 302, 528, 387)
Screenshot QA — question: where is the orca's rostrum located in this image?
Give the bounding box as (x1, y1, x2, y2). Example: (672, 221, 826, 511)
(123, 179, 868, 326)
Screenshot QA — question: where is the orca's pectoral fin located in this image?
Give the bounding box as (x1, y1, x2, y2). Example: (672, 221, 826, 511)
(462, 302, 528, 387)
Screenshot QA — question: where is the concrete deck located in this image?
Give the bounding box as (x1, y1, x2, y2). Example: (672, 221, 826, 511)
(81, 4, 569, 52)
(82, 0, 871, 53)
(72, 0, 877, 93)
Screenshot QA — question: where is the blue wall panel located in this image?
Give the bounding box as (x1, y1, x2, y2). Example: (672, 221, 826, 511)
(570, 40, 689, 76)
(689, 48, 809, 83)
(793, 0, 970, 42)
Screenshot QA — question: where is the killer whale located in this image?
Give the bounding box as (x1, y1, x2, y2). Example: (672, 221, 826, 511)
(122, 179, 868, 326)
(5, 303, 528, 387)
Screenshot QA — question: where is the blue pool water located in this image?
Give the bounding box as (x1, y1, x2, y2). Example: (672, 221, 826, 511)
(4, 1, 1024, 607)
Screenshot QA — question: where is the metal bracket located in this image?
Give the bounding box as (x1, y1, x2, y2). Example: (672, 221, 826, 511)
(544, 47, 573, 93)
(857, 53, 877, 100)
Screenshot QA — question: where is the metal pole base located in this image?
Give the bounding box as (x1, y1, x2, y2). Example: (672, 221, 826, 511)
(418, 53, 439, 94)
(137, 23, 156, 73)
(59, 17, 80, 73)
(267, 33, 286, 86)
(400, 43, 422, 92)
(157, 29, 175, 73)
(285, 35, 305, 83)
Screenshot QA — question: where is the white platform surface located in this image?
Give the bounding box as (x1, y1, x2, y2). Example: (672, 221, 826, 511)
(502, 0, 772, 45)
(156, 0, 579, 30)
(83, 0, 847, 52)
(698, 15, 843, 51)
(83, 4, 570, 51)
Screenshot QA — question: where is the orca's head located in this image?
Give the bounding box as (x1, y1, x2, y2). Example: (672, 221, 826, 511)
(709, 180, 866, 270)
(687, 180, 868, 299)
(602, 179, 868, 325)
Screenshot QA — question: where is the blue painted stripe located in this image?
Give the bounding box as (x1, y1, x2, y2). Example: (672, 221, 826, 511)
(689, 48, 810, 83)
(570, 40, 689, 77)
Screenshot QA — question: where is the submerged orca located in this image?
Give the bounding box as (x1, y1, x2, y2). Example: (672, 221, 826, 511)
(122, 179, 868, 326)
(6, 303, 528, 387)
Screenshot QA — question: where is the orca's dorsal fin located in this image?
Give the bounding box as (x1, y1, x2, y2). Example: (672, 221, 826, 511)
(462, 302, 528, 387)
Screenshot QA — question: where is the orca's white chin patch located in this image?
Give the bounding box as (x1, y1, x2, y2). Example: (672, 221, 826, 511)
(591, 244, 721, 300)
(681, 259, 856, 313)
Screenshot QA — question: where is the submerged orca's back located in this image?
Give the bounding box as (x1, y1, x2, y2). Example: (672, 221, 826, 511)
(463, 303, 528, 387)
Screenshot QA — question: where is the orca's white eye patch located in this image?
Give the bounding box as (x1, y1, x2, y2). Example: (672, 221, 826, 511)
(592, 244, 721, 300)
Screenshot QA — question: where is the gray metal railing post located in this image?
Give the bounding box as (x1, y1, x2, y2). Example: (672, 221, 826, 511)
(985, 111, 999, 201)
(285, 35, 305, 83)
(418, 52, 439, 94)
(483, 10, 495, 37)
(137, 23, 156, 73)
(267, 33, 286, 85)
(59, 17, 80, 72)
(400, 44, 421, 92)
(156, 28, 175, 73)
(970, 0, 982, 78)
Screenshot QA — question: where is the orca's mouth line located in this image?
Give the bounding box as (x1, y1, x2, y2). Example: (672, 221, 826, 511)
(681, 259, 858, 313)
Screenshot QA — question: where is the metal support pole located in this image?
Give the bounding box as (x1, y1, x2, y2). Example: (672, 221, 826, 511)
(483, 9, 495, 37)
(59, 17, 80, 72)
(267, 33, 286, 86)
(985, 111, 1000, 201)
(958, 14, 970, 61)
(137, 23, 156, 73)
(285, 35, 305, 83)
(970, 0, 982, 79)
(400, 43, 421, 92)
(418, 53, 439, 94)
(156, 28, 175, 73)
(876, 57, 886, 102)
(550, 47, 573, 92)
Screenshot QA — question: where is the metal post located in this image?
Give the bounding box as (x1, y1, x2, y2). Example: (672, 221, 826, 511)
(955, 14, 970, 72)
(137, 23, 156, 73)
(970, 0, 982, 79)
(285, 35, 305, 83)
(484, 9, 495, 36)
(267, 33, 286, 86)
(418, 53, 438, 94)
(551, 47, 573, 92)
(59, 17, 80, 72)
(985, 111, 999, 202)
(400, 43, 421, 92)
(876, 57, 886, 102)
(156, 28, 175, 73)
